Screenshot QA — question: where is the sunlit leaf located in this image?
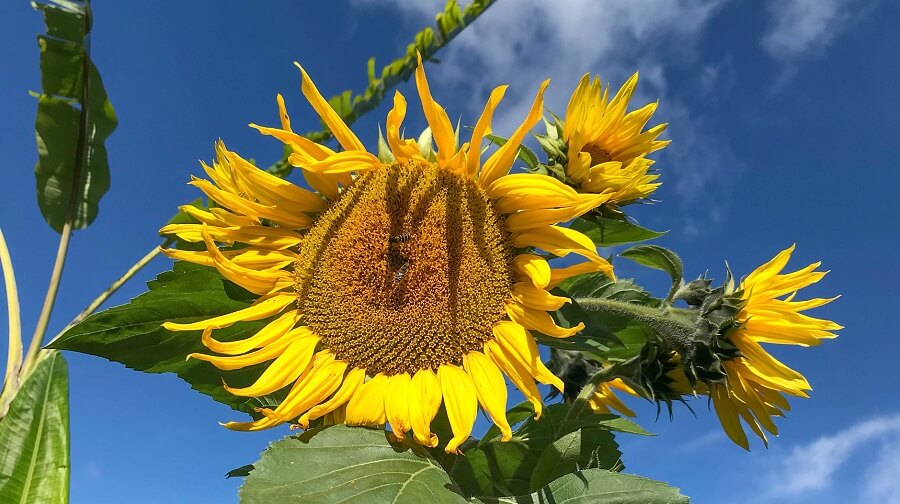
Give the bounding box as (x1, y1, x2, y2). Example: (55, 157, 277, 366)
(571, 214, 665, 247)
(0, 351, 69, 504)
(620, 244, 684, 304)
(33, 0, 117, 233)
(49, 262, 284, 416)
(452, 403, 626, 498)
(239, 426, 466, 504)
(482, 468, 690, 503)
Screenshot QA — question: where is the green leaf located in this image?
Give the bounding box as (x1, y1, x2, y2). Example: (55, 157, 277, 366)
(485, 134, 539, 168)
(560, 274, 660, 361)
(239, 426, 466, 504)
(571, 214, 665, 247)
(0, 351, 69, 504)
(452, 404, 624, 498)
(33, 1, 117, 233)
(528, 427, 620, 492)
(488, 468, 690, 503)
(49, 262, 283, 415)
(620, 245, 684, 304)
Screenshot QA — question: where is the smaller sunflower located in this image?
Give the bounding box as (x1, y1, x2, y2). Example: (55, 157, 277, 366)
(709, 245, 841, 449)
(561, 72, 669, 205)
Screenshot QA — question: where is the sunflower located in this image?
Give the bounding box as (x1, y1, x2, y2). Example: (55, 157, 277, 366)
(159, 56, 616, 453)
(562, 72, 669, 205)
(708, 245, 841, 449)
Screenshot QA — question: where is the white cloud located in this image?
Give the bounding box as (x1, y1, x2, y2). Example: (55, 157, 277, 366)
(763, 414, 900, 501)
(761, 0, 851, 62)
(356, 0, 738, 231)
(861, 438, 900, 503)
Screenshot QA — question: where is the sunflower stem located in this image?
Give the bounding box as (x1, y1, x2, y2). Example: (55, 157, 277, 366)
(21, 221, 72, 380)
(574, 296, 698, 356)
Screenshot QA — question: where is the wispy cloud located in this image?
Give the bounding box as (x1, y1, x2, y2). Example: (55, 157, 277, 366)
(355, 0, 738, 232)
(760, 413, 900, 502)
(761, 0, 852, 62)
(862, 438, 900, 503)
(761, 0, 873, 87)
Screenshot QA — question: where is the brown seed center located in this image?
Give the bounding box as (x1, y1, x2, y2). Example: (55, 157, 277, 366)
(295, 161, 513, 375)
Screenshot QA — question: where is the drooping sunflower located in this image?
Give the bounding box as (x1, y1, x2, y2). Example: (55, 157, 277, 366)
(159, 56, 616, 453)
(708, 245, 841, 449)
(562, 72, 669, 205)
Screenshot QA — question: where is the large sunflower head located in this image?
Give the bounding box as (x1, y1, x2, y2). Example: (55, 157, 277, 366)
(708, 245, 841, 449)
(559, 72, 669, 205)
(159, 56, 616, 454)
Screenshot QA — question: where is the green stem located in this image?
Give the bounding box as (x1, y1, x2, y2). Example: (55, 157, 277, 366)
(21, 221, 71, 379)
(573, 297, 698, 354)
(0, 228, 23, 417)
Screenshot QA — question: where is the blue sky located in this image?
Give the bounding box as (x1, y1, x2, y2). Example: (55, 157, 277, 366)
(1, 1, 898, 502)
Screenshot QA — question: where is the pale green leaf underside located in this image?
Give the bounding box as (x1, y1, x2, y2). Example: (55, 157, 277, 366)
(0, 351, 70, 504)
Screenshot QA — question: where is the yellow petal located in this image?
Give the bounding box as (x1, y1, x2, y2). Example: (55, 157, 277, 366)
(743, 244, 795, 289)
(189, 326, 311, 370)
(384, 373, 413, 440)
(386, 91, 421, 162)
(479, 79, 549, 187)
(306, 150, 381, 175)
(201, 313, 305, 356)
(345, 374, 389, 426)
(159, 223, 302, 250)
(298, 367, 366, 429)
(189, 178, 313, 230)
(489, 174, 580, 212)
(415, 53, 457, 163)
(200, 225, 293, 295)
(512, 225, 615, 280)
(295, 63, 365, 152)
(512, 282, 569, 311)
(492, 321, 563, 392)
(409, 368, 442, 447)
(711, 384, 750, 450)
(463, 351, 512, 441)
(266, 352, 347, 423)
(466, 85, 508, 179)
(224, 149, 326, 212)
(512, 254, 551, 289)
(506, 302, 583, 338)
(222, 335, 319, 397)
(224, 352, 347, 431)
(162, 293, 296, 331)
(438, 364, 478, 454)
(547, 261, 604, 289)
(484, 339, 543, 419)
